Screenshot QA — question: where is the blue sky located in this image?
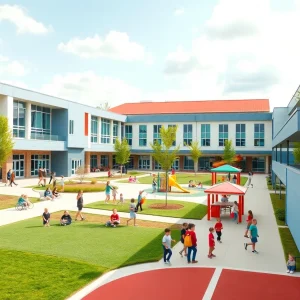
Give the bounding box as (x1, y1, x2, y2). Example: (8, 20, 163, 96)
(0, 0, 300, 108)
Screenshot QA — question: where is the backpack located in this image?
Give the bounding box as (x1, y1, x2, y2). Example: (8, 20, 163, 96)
(184, 233, 192, 247)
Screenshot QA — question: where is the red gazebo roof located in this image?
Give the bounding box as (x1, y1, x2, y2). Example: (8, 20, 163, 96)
(204, 182, 247, 195)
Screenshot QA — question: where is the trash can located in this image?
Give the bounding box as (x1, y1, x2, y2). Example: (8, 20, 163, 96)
(211, 205, 220, 218)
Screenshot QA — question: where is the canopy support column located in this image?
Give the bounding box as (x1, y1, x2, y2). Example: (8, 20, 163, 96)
(207, 194, 211, 220)
(238, 195, 242, 223)
(237, 173, 241, 185)
(216, 194, 219, 202)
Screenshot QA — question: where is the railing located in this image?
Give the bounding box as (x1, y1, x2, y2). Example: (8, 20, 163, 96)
(30, 133, 66, 141)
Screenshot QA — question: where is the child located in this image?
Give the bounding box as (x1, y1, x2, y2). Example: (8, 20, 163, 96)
(179, 223, 188, 257)
(105, 208, 120, 227)
(244, 219, 259, 254)
(42, 208, 50, 227)
(117, 193, 124, 205)
(162, 228, 176, 264)
(197, 182, 203, 189)
(244, 210, 253, 238)
(112, 188, 118, 204)
(214, 218, 223, 243)
(60, 176, 64, 192)
(186, 223, 198, 264)
(208, 227, 216, 258)
(126, 198, 137, 226)
(286, 254, 296, 274)
(232, 201, 239, 224)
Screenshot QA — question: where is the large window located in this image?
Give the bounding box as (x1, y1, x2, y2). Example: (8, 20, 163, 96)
(153, 125, 162, 144)
(13, 100, 26, 138)
(254, 124, 265, 146)
(90, 155, 97, 168)
(201, 124, 210, 146)
(219, 124, 228, 146)
(121, 123, 125, 140)
(125, 125, 132, 146)
(168, 124, 176, 146)
(184, 156, 194, 170)
(139, 125, 147, 146)
(91, 116, 98, 143)
(113, 121, 118, 143)
(236, 124, 246, 146)
(31, 154, 50, 176)
(183, 124, 193, 146)
(13, 154, 25, 177)
(252, 157, 265, 172)
(101, 155, 109, 168)
(101, 118, 110, 144)
(31, 105, 51, 139)
(139, 155, 150, 169)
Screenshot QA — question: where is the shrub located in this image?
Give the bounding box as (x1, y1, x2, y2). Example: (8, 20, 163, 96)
(275, 208, 286, 222)
(90, 179, 97, 185)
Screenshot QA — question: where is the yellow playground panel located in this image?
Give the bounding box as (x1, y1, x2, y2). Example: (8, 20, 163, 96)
(158, 174, 190, 193)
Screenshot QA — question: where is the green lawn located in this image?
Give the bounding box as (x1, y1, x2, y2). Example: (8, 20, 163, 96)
(278, 228, 300, 271)
(266, 177, 286, 191)
(0, 194, 39, 210)
(91, 171, 145, 180)
(120, 173, 248, 186)
(0, 212, 180, 299)
(86, 199, 207, 220)
(270, 192, 286, 226)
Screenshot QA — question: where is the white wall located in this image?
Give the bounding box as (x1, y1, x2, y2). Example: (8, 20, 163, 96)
(128, 121, 272, 151)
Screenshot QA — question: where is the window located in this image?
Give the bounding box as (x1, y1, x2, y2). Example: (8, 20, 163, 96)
(13, 154, 25, 177)
(153, 125, 162, 144)
(183, 124, 193, 146)
(113, 121, 118, 143)
(125, 125, 132, 146)
(168, 125, 176, 146)
(183, 156, 194, 170)
(201, 124, 210, 146)
(101, 155, 109, 168)
(71, 159, 81, 175)
(139, 125, 147, 146)
(101, 118, 110, 144)
(31, 154, 50, 176)
(254, 124, 265, 146)
(139, 155, 150, 169)
(91, 116, 98, 143)
(219, 124, 228, 146)
(121, 123, 125, 140)
(69, 120, 74, 135)
(236, 124, 246, 146)
(31, 105, 51, 139)
(13, 100, 26, 138)
(252, 157, 265, 172)
(90, 155, 97, 168)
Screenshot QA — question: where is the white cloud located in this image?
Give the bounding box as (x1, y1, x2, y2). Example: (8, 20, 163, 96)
(0, 5, 51, 34)
(174, 8, 185, 16)
(58, 31, 151, 62)
(40, 71, 142, 107)
(163, 0, 300, 108)
(0, 55, 26, 76)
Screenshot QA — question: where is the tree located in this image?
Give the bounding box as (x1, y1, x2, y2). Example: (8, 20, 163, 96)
(75, 166, 87, 183)
(150, 126, 180, 206)
(188, 141, 202, 175)
(114, 138, 131, 177)
(97, 102, 111, 111)
(0, 116, 14, 168)
(223, 139, 236, 165)
(293, 142, 300, 164)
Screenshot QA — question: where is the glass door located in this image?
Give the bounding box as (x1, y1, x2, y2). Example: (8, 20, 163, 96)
(71, 159, 82, 175)
(13, 154, 25, 178)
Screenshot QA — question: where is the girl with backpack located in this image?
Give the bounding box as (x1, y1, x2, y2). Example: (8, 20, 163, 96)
(184, 223, 198, 264)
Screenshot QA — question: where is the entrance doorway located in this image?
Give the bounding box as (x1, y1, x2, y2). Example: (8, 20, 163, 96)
(13, 154, 25, 178)
(72, 159, 82, 175)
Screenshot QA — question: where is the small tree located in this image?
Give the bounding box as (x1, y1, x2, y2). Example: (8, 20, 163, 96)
(114, 138, 131, 177)
(97, 102, 111, 111)
(150, 126, 180, 206)
(293, 142, 300, 164)
(0, 116, 14, 168)
(76, 166, 86, 183)
(223, 139, 236, 165)
(188, 141, 202, 175)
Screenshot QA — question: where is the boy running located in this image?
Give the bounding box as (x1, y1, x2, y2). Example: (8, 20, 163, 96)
(244, 219, 259, 254)
(214, 218, 223, 243)
(162, 228, 176, 264)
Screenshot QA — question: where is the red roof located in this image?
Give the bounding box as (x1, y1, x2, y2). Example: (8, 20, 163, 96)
(109, 99, 269, 115)
(204, 182, 247, 195)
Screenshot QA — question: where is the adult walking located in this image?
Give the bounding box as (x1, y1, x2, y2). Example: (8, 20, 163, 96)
(105, 181, 113, 203)
(75, 190, 85, 221)
(248, 171, 253, 188)
(42, 168, 47, 187)
(49, 171, 54, 184)
(152, 176, 157, 193)
(232, 201, 239, 224)
(136, 190, 144, 212)
(5, 169, 11, 186)
(38, 167, 44, 186)
(9, 171, 18, 187)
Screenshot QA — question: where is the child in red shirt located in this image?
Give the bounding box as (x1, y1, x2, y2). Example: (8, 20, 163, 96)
(214, 218, 223, 243)
(244, 210, 253, 238)
(208, 227, 216, 258)
(105, 208, 120, 227)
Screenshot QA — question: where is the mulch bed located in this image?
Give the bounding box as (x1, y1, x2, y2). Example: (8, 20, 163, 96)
(0, 195, 17, 201)
(148, 203, 184, 210)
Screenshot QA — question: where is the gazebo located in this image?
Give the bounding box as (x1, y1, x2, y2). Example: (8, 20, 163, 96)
(204, 182, 247, 223)
(210, 164, 242, 185)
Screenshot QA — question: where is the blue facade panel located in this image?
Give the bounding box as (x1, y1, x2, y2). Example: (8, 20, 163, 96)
(52, 109, 68, 142)
(51, 151, 68, 176)
(272, 161, 287, 185)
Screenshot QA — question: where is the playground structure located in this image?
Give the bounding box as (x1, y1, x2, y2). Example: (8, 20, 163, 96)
(212, 155, 243, 168)
(156, 173, 190, 193)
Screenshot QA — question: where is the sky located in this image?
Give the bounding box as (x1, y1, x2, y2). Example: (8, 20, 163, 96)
(0, 0, 300, 109)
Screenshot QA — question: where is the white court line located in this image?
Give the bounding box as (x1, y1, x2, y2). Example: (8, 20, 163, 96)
(202, 267, 222, 300)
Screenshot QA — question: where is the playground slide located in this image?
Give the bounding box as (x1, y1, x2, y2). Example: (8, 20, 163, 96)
(169, 175, 190, 193)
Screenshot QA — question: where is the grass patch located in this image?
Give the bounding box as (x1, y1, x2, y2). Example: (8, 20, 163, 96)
(120, 173, 248, 186)
(270, 193, 286, 226)
(0, 212, 181, 299)
(89, 171, 145, 181)
(266, 177, 286, 191)
(0, 194, 39, 210)
(86, 199, 207, 220)
(278, 228, 300, 271)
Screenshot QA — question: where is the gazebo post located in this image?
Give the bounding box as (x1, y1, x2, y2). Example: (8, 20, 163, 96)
(242, 195, 244, 215)
(211, 172, 214, 186)
(238, 195, 242, 223)
(237, 173, 241, 185)
(216, 194, 219, 202)
(207, 194, 211, 220)
(212, 194, 215, 204)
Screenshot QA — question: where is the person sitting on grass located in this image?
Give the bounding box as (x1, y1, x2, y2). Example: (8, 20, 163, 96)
(52, 187, 60, 199)
(60, 210, 72, 226)
(128, 176, 133, 183)
(44, 187, 54, 201)
(105, 209, 120, 227)
(134, 176, 139, 183)
(197, 182, 203, 189)
(18, 194, 29, 208)
(188, 180, 196, 188)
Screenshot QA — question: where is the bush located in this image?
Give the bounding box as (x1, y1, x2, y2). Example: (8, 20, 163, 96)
(275, 208, 286, 222)
(90, 179, 97, 185)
